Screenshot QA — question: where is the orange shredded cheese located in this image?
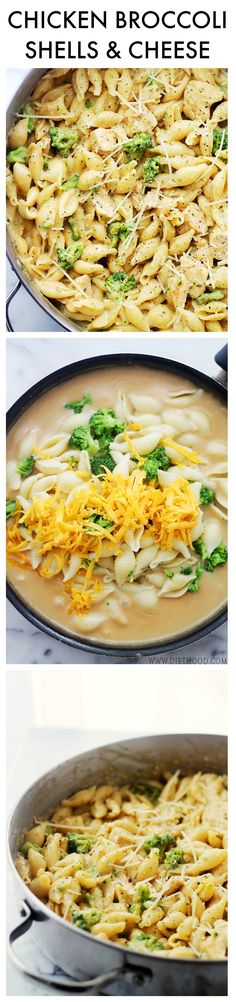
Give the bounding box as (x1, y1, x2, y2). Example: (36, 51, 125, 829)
(162, 438, 201, 465)
(6, 469, 200, 616)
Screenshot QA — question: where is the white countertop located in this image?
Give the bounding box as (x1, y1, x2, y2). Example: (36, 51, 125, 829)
(6, 336, 227, 664)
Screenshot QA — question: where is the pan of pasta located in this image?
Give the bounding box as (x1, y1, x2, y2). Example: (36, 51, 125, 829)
(6, 352, 227, 656)
(6, 68, 228, 333)
(8, 733, 227, 994)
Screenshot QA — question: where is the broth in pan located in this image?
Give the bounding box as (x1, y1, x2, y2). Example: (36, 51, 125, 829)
(6, 366, 227, 646)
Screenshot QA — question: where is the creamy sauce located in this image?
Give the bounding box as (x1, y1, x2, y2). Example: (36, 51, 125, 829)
(7, 366, 227, 647)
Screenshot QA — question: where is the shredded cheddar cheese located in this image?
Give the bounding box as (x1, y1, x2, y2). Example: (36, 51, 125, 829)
(162, 438, 201, 464)
(7, 469, 200, 616)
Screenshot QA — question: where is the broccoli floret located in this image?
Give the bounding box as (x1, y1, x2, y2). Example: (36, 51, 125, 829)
(68, 217, 80, 241)
(165, 571, 174, 579)
(204, 544, 228, 572)
(131, 782, 161, 804)
(7, 146, 28, 165)
(71, 906, 101, 930)
(69, 424, 99, 455)
(20, 104, 35, 134)
(142, 157, 162, 183)
(142, 447, 170, 482)
(105, 271, 137, 301)
(165, 848, 184, 870)
(57, 242, 83, 271)
(90, 449, 116, 478)
(61, 173, 80, 191)
(196, 290, 224, 305)
(143, 833, 176, 860)
(90, 408, 125, 440)
(43, 157, 49, 171)
(17, 454, 35, 478)
(20, 841, 44, 858)
(187, 563, 203, 593)
(131, 885, 153, 915)
(65, 393, 92, 413)
(49, 126, 78, 157)
(6, 498, 17, 520)
(212, 127, 228, 155)
(193, 538, 209, 561)
(85, 98, 93, 108)
(124, 133, 153, 163)
(87, 514, 113, 529)
(107, 221, 134, 246)
(131, 933, 164, 953)
(180, 566, 193, 576)
(200, 486, 216, 506)
(67, 833, 96, 853)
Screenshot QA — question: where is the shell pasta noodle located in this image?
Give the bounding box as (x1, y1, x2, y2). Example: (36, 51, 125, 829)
(6, 366, 227, 646)
(6, 68, 228, 332)
(15, 771, 228, 960)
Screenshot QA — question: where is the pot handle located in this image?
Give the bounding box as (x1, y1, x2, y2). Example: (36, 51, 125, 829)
(6, 278, 22, 332)
(8, 902, 149, 992)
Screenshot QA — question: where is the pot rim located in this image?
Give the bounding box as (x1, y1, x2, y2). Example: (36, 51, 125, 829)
(7, 731, 227, 969)
(6, 351, 227, 656)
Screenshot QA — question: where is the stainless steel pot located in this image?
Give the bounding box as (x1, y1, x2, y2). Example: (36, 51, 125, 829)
(6, 352, 227, 659)
(6, 70, 85, 332)
(8, 732, 227, 994)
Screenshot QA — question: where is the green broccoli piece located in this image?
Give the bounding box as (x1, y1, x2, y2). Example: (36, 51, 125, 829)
(124, 133, 153, 163)
(6, 498, 17, 520)
(204, 544, 228, 572)
(71, 906, 101, 930)
(20, 104, 35, 134)
(107, 220, 134, 246)
(131, 782, 161, 804)
(187, 563, 203, 593)
(61, 173, 80, 191)
(20, 841, 44, 858)
(57, 242, 83, 271)
(49, 126, 78, 157)
(196, 290, 224, 305)
(200, 486, 216, 506)
(68, 217, 80, 241)
(69, 424, 99, 455)
(143, 833, 176, 861)
(180, 566, 193, 576)
(85, 98, 93, 108)
(131, 885, 153, 915)
(193, 538, 209, 561)
(90, 408, 125, 440)
(212, 126, 228, 155)
(90, 449, 116, 478)
(67, 833, 96, 854)
(65, 393, 92, 413)
(164, 848, 184, 870)
(131, 933, 164, 953)
(165, 571, 174, 579)
(17, 455, 35, 478)
(105, 271, 137, 301)
(43, 156, 49, 171)
(142, 157, 162, 183)
(7, 146, 28, 165)
(87, 514, 113, 529)
(142, 447, 170, 482)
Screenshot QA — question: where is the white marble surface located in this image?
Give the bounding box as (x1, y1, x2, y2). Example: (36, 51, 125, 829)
(6, 337, 227, 665)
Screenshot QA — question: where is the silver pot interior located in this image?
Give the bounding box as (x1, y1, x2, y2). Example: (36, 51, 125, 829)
(9, 731, 227, 855)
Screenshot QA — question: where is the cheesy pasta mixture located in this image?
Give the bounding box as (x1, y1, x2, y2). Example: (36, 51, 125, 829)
(16, 771, 228, 959)
(6, 68, 228, 332)
(6, 383, 228, 638)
